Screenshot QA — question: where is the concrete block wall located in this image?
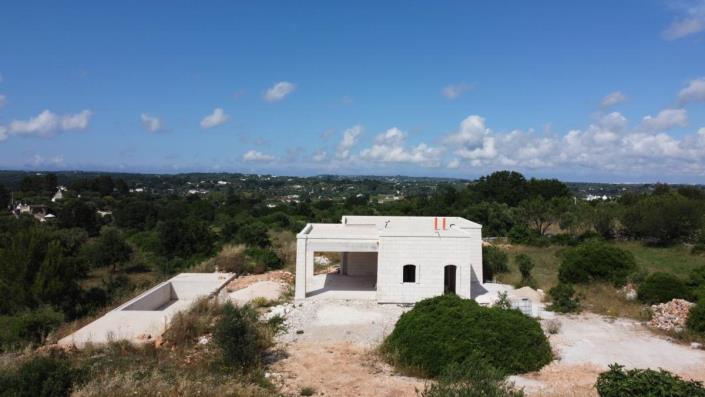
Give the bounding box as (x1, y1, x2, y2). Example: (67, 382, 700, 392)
(376, 235, 482, 303)
(345, 252, 378, 276)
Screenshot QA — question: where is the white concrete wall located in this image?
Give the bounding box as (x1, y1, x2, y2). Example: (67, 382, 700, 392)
(376, 233, 482, 303)
(346, 252, 378, 276)
(123, 282, 175, 310)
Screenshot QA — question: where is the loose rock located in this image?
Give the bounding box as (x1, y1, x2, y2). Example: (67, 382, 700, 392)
(648, 299, 694, 332)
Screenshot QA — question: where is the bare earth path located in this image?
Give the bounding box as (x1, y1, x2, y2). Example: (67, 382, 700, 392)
(513, 313, 705, 397)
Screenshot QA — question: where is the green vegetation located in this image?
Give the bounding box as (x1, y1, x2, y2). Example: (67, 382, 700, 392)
(558, 241, 636, 285)
(382, 294, 552, 377)
(213, 303, 269, 369)
(515, 253, 535, 287)
(0, 355, 79, 397)
(595, 364, 705, 397)
(637, 272, 693, 304)
(688, 302, 705, 334)
(548, 283, 581, 313)
(482, 246, 509, 282)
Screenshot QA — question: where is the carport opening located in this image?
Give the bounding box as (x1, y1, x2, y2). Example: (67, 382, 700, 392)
(308, 251, 378, 299)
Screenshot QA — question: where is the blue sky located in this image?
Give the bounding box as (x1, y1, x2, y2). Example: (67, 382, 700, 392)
(1, 1, 704, 182)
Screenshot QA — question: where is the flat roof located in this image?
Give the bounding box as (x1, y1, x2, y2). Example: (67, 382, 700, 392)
(305, 223, 379, 239)
(299, 215, 481, 239)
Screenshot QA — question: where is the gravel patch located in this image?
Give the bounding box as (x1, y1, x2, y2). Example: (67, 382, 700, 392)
(274, 299, 409, 347)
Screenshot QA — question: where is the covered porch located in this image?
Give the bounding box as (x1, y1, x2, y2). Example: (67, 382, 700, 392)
(295, 223, 379, 300)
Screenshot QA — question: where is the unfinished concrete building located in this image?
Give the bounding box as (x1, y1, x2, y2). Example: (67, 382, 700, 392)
(295, 216, 483, 303)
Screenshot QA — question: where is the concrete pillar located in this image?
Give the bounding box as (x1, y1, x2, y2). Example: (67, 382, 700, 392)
(295, 237, 307, 300)
(341, 252, 348, 275)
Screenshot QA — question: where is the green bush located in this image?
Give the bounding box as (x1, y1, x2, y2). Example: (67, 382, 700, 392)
(419, 361, 524, 397)
(595, 363, 705, 397)
(687, 301, 705, 334)
(637, 272, 693, 304)
(382, 294, 552, 377)
(245, 247, 283, 272)
(558, 241, 636, 286)
(213, 303, 264, 369)
(483, 246, 509, 282)
(0, 356, 78, 397)
(0, 306, 64, 351)
(688, 265, 705, 289)
(548, 283, 581, 313)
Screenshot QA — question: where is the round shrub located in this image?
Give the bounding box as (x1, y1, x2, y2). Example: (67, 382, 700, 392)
(558, 241, 636, 286)
(12, 356, 77, 397)
(548, 283, 581, 313)
(687, 302, 705, 334)
(637, 272, 692, 304)
(213, 303, 263, 369)
(382, 294, 552, 377)
(595, 363, 705, 397)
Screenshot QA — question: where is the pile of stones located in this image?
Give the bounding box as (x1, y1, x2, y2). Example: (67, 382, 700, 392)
(648, 299, 694, 332)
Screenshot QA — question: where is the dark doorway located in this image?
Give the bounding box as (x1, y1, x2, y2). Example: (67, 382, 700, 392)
(444, 265, 457, 294)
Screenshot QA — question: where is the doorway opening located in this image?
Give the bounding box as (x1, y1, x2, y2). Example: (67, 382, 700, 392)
(444, 265, 457, 294)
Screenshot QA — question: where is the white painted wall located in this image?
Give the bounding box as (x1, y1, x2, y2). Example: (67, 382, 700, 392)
(376, 231, 482, 303)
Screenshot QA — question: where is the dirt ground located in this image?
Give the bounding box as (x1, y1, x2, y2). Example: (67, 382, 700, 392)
(271, 342, 424, 397)
(512, 313, 705, 396)
(267, 298, 705, 397)
(225, 270, 293, 291)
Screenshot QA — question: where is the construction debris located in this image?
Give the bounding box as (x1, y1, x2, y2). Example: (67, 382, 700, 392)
(620, 283, 638, 301)
(648, 299, 694, 332)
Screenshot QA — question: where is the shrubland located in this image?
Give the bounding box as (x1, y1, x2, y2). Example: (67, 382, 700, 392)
(382, 294, 552, 378)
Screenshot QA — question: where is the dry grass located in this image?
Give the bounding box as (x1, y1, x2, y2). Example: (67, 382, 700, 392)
(576, 283, 650, 320)
(192, 244, 247, 273)
(73, 369, 271, 397)
(270, 230, 297, 272)
(67, 299, 278, 397)
(495, 242, 705, 321)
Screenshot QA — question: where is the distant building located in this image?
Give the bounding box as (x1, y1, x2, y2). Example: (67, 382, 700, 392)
(51, 188, 64, 202)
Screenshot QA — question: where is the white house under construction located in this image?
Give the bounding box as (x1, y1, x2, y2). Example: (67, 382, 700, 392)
(295, 215, 483, 303)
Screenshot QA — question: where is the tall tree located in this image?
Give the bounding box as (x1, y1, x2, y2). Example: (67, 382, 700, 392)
(473, 171, 528, 206)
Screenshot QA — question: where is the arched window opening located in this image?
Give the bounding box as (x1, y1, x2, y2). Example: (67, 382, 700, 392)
(403, 264, 416, 283)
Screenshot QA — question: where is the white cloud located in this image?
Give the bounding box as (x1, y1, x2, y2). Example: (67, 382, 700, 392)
(443, 115, 498, 165)
(140, 113, 164, 132)
(444, 115, 491, 147)
(7, 109, 92, 138)
(29, 154, 65, 167)
(243, 150, 275, 162)
(313, 150, 327, 162)
(336, 125, 363, 159)
(600, 91, 626, 108)
(678, 77, 705, 104)
(200, 107, 229, 129)
(0, 126, 7, 141)
(359, 127, 443, 166)
(447, 158, 460, 169)
(641, 108, 688, 131)
(264, 81, 296, 102)
(663, 0, 705, 39)
(0, 94, 6, 108)
(61, 110, 92, 130)
(441, 82, 472, 99)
